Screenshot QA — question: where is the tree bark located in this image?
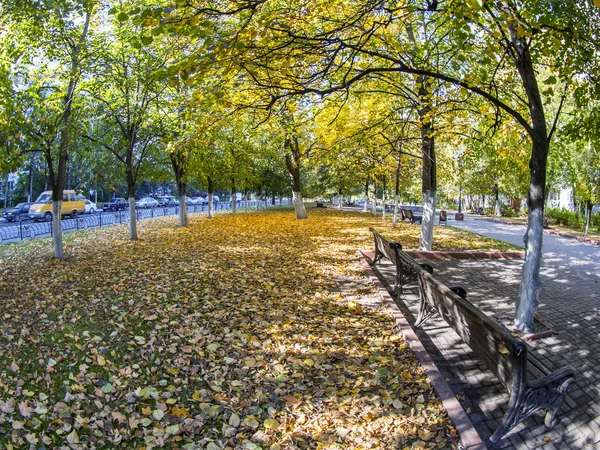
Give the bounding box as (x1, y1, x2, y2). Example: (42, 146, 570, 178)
(363, 178, 369, 213)
(381, 176, 386, 220)
(393, 152, 401, 228)
(585, 200, 591, 235)
(418, 77, 436, 251)
(284, 137, 307, 219)
(52, 201, 64, 259)
(128, 196, 138, 239)
(231, 181, 237, 214)
(512, 28, 550, 333)
(494, 184, 501, 217)
(207, 177, 214, 219)
(372, 179, 377, 217)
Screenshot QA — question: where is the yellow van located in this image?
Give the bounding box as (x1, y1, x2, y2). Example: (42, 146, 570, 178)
(28, 190, 86, 221)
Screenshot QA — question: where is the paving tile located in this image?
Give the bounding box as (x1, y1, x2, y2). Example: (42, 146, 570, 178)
(369, 253, 600, 450)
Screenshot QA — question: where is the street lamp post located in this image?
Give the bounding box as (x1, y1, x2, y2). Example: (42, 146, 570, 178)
(458, 183, 462, 213)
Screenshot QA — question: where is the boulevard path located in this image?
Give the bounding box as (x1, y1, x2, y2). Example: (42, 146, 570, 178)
(451, 216, 600, 278)
(372, 215, 600, 449)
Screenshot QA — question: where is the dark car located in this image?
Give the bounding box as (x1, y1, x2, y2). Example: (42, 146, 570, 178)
(3, 202, 33, 222)
(102, 198, 128, 211)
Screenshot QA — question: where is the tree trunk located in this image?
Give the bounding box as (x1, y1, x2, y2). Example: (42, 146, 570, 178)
(585, 200, 591, 235)
(363, 178, 369, 213)
(284, 141, 307, 220)
(128, 196, 138, 240)
(52, 200, 64, 259)
(207, 177, 214, 219)
(338, 189, 343, 209)
(292, 190, 307, 219)
(372, 179, 377, 217)
(393, 153, 401, 228)
(231, 182, 237, 214)
(494, 183, 501, 217)
(3, 174, 8, 212)
(513, 28, 550, 333)
(381, 176, 386, 220)
(418, 77, 436, 251)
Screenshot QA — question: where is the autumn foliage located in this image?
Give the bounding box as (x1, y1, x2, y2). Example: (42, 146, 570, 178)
(0, 210, 515, 448)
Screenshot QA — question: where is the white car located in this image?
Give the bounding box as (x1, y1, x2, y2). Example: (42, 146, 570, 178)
(191, 197, 207, 205)
(85, 199, 97, 214)
(136, 197, 159, 209)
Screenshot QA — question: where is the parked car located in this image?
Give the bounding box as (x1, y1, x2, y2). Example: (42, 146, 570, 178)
(3, 202, 33, 222)
(191, 196, 207, 205)
(29, 190, 86, 221)
(85, 199, 97, 214)
(156, 195, 179, 207)
(102, 198, 128, 211)
(135, 197, 159, 209)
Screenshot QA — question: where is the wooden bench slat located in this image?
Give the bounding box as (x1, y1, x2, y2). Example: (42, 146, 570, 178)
(411, 263, 575, 445)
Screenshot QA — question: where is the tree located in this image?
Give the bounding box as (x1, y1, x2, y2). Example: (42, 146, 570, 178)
(85, 4, 169, 239)
(3, 0, 94, 259)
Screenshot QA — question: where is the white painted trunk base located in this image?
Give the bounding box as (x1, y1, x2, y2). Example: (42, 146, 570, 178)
(208, 193, 214, 218)
(515, 208, 544, 332)
(52, 201, 64, 259)
(392, 195, 399, 228)
(292, 191, 307, 219)
(179, 195, 188, 227)
(129, 197, 138, 240)
(419, 190, 436, 251)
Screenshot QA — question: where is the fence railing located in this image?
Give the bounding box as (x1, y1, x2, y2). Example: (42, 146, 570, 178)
(0, 199, 287, 245)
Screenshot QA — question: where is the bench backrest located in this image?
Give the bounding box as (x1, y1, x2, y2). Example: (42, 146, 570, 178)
(369, 227, 401, 264)
(413, 264, 527, 392)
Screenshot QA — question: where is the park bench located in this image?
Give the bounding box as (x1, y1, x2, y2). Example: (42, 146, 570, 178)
(368, 228, 435, 295)
(412, 263, 575, 445)
(402, 208, 423, 224)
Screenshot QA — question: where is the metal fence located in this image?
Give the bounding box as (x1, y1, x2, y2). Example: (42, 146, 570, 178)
(0, 200, 279, 245)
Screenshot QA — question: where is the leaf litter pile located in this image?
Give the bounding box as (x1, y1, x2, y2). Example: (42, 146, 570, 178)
(0, 209, 512, 449)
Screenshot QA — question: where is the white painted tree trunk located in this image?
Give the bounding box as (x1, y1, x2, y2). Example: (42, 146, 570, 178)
(208, 193, 214, 218)
(179, 195, 188, 227)
(585, 205, 591, 235)
(338, 195, 343, 209)
(392, 194, 399, 228)
(363, 197, 369, 213)
(372, 182, 377, 217)
(419, 189, 436, 251)
(495, 197, 502, 217)
(129, 197, 138, 240)
(52, 201, 64, 260)
(256, 195, 260, 212)
(292, 190, 307, 219)
(382, 190, 386, 220)
(515, 208, 544, 332)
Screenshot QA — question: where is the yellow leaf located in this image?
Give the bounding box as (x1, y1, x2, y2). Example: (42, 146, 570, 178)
(97, 355, 106, 366)
(264, 418, 279, 429)
(171, 407, 188, 418)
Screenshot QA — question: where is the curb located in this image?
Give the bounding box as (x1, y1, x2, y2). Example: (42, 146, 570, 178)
(357, 252, 487, 450)
(484, 218, 600, 246)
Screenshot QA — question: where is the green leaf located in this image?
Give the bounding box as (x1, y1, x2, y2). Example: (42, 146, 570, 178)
(117, 12, 129, 22)
(140, 36, 154, 45)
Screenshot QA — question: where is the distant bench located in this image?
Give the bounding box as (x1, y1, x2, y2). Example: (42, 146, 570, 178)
(402, 209, 422, 224)
(412, 262, 575, 445)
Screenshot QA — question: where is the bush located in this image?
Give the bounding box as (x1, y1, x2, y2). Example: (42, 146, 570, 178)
(545, 207, 587, 228)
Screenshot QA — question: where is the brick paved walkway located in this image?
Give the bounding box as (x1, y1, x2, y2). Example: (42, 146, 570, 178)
(372, 256, 600, 449)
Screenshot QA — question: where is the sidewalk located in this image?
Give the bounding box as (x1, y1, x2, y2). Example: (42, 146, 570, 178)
(368, 252, 600, 449)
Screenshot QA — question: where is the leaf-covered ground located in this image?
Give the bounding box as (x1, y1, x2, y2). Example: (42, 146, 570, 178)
(0, 209, 513, 449)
